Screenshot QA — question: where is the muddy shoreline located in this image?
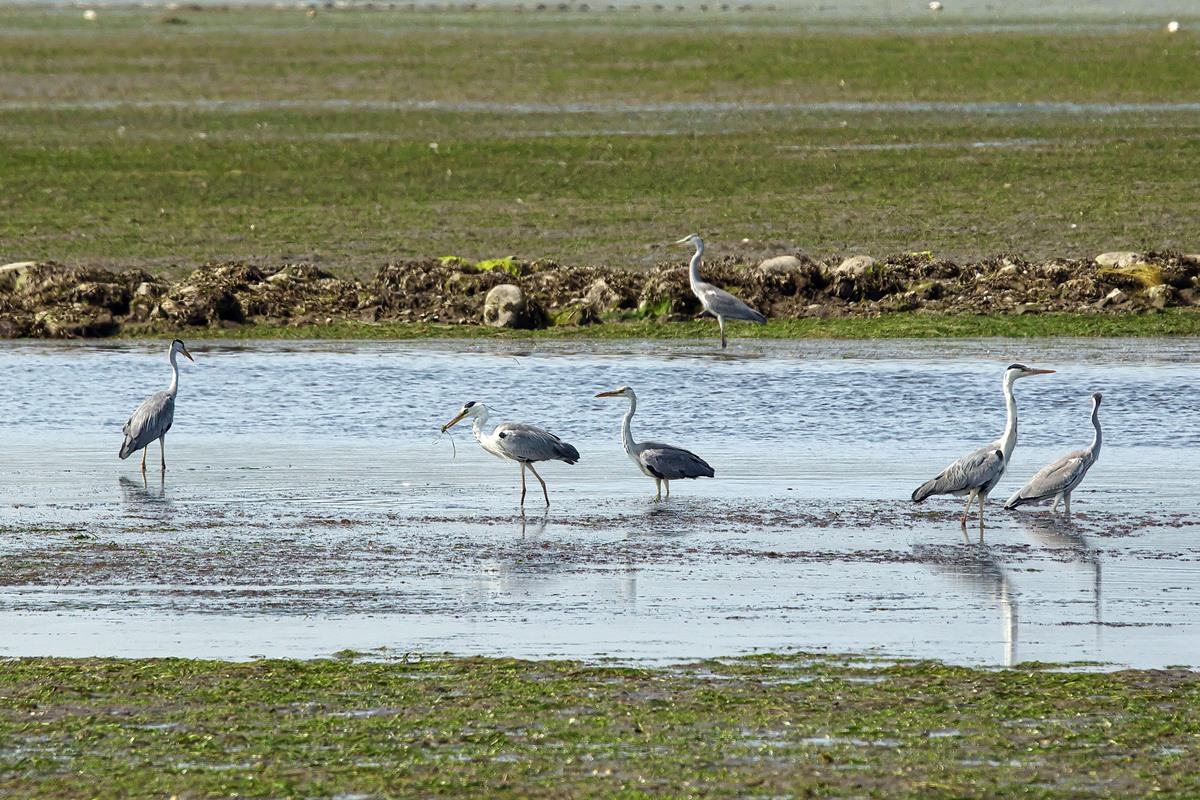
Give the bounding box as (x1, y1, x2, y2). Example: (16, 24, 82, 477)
(1, 250, 1199, 338)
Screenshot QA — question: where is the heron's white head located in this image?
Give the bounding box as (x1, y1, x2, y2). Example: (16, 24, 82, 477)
(1004, 363, 1054, 383)
(441, 400, 486, 433)
(170, 338, 195, 363)
(673, 234, 704, 251)
(595, 386, 636, 401)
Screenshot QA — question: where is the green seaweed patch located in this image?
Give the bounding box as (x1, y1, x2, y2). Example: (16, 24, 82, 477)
(2, 653, 1200, 798)
(131, 310, 1200, 342)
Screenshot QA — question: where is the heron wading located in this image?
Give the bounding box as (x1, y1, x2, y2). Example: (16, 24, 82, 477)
(596, 386, 715, 501)
(675, 234, 767, 349)
(442, 401, 580, 507)
(912, 363, 1055, 533)
(119, 338, 195, 472)
(1006, 392, 1103, 517)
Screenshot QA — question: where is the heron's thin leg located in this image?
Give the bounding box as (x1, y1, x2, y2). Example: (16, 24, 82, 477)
(978, 493, 987, 533)
(527, 463, 550, 507)
(654, 479, 662, 502)
(718, 316, 727, 349)
(1052, 495, 1060, 512)
(140, 446, 148, 472)
(665, 480, 671, 499)
(960, 492, 976, 528)
(1064, 492, 1071, 518)
(519, 463, 528, 507)
(159, 435, 166, 471)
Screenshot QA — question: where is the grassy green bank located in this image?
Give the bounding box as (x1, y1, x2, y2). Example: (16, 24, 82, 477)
(1, 7, 1197, 273)
(160, 310, 1200, 341)
(2, 654, 1199, 798)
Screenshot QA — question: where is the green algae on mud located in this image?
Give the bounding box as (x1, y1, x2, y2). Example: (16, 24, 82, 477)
(3, 654, 1200, 798)
(160, 310, 1200, 341)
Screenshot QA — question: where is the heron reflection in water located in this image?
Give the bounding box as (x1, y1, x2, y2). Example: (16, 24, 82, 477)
(915, 540, 1018, 666)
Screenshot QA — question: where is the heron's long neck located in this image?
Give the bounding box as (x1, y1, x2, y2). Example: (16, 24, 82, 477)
(470, 410, 491, 444)
(1089, 402, 1102, 456)
(999, 376, 1018, 462)
(687, 246, 704, 291)
(620, 396, 638, 457)
(167, 350, 180, 397)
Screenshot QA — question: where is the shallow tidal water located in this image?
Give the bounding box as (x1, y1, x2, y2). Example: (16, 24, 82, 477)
(0, 337, 1197, 668)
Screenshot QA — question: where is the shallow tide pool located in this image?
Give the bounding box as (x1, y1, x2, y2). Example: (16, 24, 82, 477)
(0, 337, 1197, 667)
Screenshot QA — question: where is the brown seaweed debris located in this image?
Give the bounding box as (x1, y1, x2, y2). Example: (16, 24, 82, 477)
(0, 251, 1198, 338)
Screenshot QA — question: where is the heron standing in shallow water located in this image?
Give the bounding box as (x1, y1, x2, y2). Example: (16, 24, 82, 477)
(675, 234, 766, 349)
(595, 386, 714, 501)
(119, 338, 195, 472)
(1006, 392, 1103, 517)
(912, 363, 1055, 532)
(441, 401, 580, 507)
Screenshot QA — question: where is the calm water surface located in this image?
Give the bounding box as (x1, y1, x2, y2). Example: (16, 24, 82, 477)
(0, 337, 1197, 667)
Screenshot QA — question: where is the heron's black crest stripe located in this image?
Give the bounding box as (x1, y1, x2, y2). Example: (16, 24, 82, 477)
(1007, 363, 1028, 371)
(464, 401, 476, 408)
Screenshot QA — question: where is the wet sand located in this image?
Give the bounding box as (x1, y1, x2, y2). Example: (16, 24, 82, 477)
(1, 338, 1197, 667)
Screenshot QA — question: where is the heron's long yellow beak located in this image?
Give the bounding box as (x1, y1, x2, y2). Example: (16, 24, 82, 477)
(182, 349, 195, 362)
(1029, 368, 1055, 375)
(595, 390, 621, 398)
(441, 411, 468, 433)
(673, 235, 694, 245)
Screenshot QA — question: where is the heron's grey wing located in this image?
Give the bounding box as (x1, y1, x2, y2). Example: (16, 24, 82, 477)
(119, 390, 175, 459)
(1005, 449, 1094, 508)
(912, 446, 1004, 502)
(495, 422, 580, 464)
(694, 283, 767, 323)
(637, 441, 715, 480)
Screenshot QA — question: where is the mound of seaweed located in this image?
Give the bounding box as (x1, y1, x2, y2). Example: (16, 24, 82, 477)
(0, 251, 1197, 338)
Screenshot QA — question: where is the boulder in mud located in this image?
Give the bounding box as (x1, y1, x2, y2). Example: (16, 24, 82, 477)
(483, 284, 530, 328)
(834, 255, 876, 277)
(757, 255, 803, 275)
(1095, 251, 1143, 269)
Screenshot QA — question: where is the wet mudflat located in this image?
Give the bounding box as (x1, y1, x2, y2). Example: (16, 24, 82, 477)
(0, 337, 1197, 667)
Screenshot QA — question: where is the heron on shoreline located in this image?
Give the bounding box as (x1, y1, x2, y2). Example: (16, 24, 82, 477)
(1006, 392, 1103, 517)
(595, 386, 714, 501)
(912, 363, 1055, 533)
(675, 234, 766, 349)
(119, 338, 195, 472)
(442, 401, 580, 507)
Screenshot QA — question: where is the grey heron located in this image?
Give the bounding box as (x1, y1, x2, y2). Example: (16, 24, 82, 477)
(441, 401, 580, 507)
(1005, 392, 1102, 517)
(595, 386, 715, 500)
(119, 338, 195, 472)
(675, 234, 766, 348)
(912, 363, 1055, 532)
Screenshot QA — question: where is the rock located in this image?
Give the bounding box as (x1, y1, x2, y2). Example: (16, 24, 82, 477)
(1147, 284, 1174, 310)
(1095, 251, 1143, 269)
(757, 255, 803, 275)
(834, 255, 875, 277)
(483, 283, 529, 328)
(1096, 288, 1126, 308)
(580, 278, 623, 319)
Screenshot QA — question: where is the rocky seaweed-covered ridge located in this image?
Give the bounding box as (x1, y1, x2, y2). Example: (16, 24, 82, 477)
(0, 250, 1198, 338)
